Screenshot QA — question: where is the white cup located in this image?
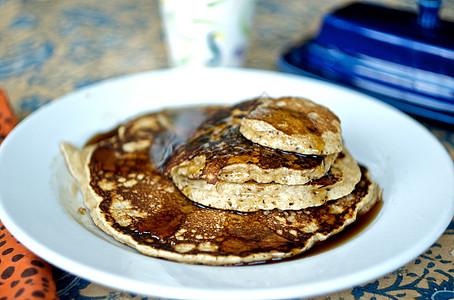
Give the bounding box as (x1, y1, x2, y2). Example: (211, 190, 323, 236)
(159, 0, 255, 67)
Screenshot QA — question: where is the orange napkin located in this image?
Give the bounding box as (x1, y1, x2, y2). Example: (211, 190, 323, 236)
(0, 88, 17, 144)
(0, 88, 59, 299)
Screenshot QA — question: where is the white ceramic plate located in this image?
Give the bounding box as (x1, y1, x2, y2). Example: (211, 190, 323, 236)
(0, 68, 453, 300)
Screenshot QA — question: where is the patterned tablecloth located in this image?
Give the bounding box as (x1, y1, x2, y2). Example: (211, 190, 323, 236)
(1, 0, 454, 299)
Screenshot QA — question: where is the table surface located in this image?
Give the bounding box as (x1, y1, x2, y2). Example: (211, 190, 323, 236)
(1, 0, 454, 299)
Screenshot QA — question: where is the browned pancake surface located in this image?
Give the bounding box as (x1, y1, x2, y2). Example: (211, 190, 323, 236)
(166, 99, 335, 185)
(240, 97, 343, 155)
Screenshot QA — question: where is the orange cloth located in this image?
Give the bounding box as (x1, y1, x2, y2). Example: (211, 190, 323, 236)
(0, 88, 17, 144)
(0, 88, 59, 299)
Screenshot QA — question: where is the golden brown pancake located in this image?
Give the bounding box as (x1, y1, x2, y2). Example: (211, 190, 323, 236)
(240, 97, 343, 155)
(171, 148, 361, 212)
(166, 98, 338, 186)
(60, 103, 381, 265)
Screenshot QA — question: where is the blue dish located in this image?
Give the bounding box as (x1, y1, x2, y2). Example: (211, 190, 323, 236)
(278, 1, 454, 124)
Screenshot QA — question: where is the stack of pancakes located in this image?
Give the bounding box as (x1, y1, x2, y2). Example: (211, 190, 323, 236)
(167, 97, 361, 212)
(61, 96, 381, 265)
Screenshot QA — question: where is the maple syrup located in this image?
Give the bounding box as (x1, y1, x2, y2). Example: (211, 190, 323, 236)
(300, 199, 382, 258)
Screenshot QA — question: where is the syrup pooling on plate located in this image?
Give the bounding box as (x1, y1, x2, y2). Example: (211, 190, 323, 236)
(63, 99, 382, 265)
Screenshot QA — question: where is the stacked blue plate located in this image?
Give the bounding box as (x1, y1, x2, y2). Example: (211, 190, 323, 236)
(278, 1, 454, 124)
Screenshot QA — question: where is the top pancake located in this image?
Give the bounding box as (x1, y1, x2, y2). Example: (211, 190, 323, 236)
(166, 98, 337, 185)
(240, 97, 343, 155)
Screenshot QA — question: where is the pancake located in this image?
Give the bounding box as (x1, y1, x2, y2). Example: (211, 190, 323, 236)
(166, 98, 338, 185)
(60, 99, 382, 266)
(61, 132, 380, 266)
(171, 148, 361, 212)
(240, 97, 343, 155)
